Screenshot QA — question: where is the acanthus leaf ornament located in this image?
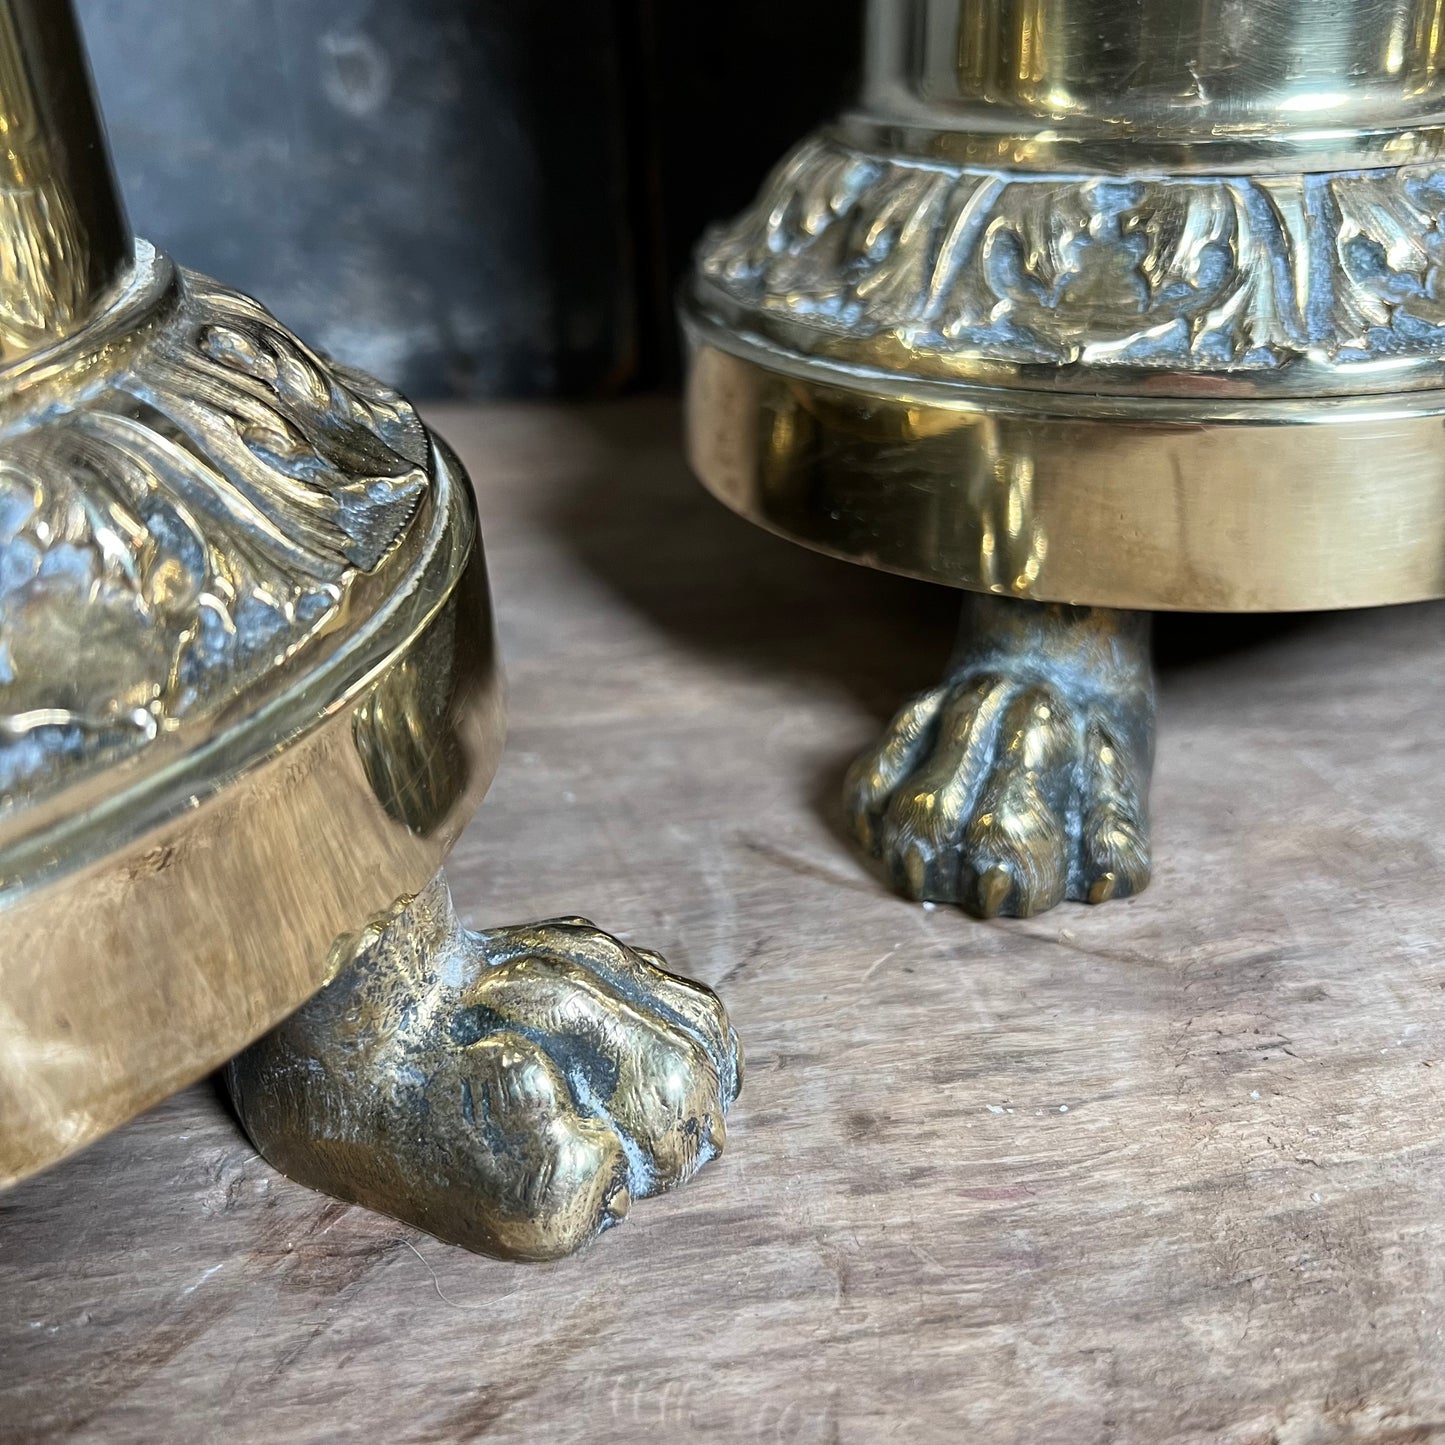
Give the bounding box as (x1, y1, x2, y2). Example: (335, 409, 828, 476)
(0, 247, 429, 805)
(695, 133, 1445, 390)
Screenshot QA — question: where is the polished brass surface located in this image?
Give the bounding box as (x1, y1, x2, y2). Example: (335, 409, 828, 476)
(230, 875, 742, 1262)
(863, 0, 1445, 170)
(847, 596, 1152, 917)
(0, 0, 739, 1257)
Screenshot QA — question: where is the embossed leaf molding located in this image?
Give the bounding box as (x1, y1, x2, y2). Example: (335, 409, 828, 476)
(697, 133, 1445, 373)
(0, 260, 429, 804)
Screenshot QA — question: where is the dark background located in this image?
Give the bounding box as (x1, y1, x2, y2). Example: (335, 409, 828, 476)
(76, 0, 864, 399)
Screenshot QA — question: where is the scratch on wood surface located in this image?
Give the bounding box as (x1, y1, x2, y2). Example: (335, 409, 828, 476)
(738, 834, 879, 894)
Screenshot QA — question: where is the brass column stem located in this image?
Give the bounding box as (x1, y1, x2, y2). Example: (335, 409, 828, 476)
(0, 0, 128, 363)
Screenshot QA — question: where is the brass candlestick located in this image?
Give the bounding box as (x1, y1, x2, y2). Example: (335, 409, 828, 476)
(0, 0, 738, 1261)
(684, 0, 1445, 917)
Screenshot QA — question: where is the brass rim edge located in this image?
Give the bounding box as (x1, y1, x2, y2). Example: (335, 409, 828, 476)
(681, 303, 1445, 426)
(836, 115, 1445, 177)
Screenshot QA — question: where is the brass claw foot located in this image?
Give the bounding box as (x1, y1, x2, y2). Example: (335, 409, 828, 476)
(845, 595, 1155, 919)
(227, 875, 741, 1262)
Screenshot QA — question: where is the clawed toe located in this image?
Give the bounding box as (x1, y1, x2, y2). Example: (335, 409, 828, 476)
(1078, 723, 1151, 904)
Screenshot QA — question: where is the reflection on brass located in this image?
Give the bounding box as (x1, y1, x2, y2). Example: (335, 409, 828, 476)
(353, 601, 472, 837)
(864, 0, 1445, 170)
(230, 876, 742, 1262)
(683, 340, 1445, 614)
(683, 0, 1445, 915)
(0, 0, 738, 1259)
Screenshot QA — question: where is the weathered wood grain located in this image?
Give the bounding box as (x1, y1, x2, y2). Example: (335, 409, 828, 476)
(4, 400, 1445, 1444)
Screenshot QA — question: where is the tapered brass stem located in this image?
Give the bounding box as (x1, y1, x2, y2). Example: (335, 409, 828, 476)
(0, 0, 128, 363)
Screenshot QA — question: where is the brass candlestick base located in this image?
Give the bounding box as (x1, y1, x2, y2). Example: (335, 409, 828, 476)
(683, 0, 1445, 916)
(0, 0, 737, 1260)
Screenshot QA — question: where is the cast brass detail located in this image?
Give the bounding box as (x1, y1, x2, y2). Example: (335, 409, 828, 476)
(230, 876, 742, 1262)
(0, 245, 428, 803)
(698, 132, 1445, 395)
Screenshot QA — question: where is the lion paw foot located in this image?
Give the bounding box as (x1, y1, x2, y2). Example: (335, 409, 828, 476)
(845, 672, 1150, 918)
(228, 876, 740, 1261)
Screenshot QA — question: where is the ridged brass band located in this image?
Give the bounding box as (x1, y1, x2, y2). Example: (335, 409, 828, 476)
(0, 443, 505, 1188)
(836, 113, 1445, 177)
(862, 0, 1445, 173)
(683, 318, 1445, 612)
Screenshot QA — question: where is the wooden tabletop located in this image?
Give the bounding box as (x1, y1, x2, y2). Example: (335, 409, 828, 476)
(5, 400, 1445, 1444)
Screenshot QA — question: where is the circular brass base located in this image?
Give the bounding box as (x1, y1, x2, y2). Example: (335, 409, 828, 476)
(684, 317, 1445, 613)
(0, 442, 504, 1188)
